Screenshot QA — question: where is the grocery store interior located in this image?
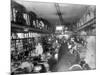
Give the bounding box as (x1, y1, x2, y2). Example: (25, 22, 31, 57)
(11, 0, 96, 74)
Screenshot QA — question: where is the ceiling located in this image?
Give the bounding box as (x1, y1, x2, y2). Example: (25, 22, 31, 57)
(12, 0, 89, 26)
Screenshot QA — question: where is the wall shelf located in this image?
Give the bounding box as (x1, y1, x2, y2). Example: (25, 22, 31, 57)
(11, 23, 52, 34)
(75, 17, 96, 32)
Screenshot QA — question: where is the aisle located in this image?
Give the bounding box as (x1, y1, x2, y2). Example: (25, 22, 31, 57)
(55, 42, 80, 72)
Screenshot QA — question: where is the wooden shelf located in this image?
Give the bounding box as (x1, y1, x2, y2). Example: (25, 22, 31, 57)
(11, 23, 52, 34)
(75, 17, 96, 32)
(11, 38, 34, 40)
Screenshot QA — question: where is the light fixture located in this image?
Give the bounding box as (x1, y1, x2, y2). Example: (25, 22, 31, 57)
(56, 26, 64, 31)
(24, 28, 29, 32)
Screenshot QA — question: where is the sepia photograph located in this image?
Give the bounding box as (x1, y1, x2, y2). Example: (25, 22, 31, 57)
(11, 0, 96, 74)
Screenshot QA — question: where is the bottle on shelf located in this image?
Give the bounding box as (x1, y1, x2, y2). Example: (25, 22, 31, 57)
(16, 10, 26, 25)
(28, 11, 37, 28)
(23, 13, 30, 26)
(12, 8, 17, 22)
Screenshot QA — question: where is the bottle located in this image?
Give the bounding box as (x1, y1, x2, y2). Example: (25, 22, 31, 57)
(12, 8, 17, 22)
(28, 11, 37, 27)
(36, 20, 39, 28)
(33, 20, 36, 28)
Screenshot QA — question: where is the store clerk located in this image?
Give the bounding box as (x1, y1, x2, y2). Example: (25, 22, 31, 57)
(35, 42, 43, 56)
